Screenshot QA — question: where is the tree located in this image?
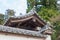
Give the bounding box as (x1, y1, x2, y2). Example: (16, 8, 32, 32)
(50, 14, 60, 40)
(27, 0, 35, 13)
(38, 6, 59, 21)
(39, 0, 57, 8)
(4, 9, 15, 21)
(6, 9, 15, 16)
(27, 0, 59, 40)
(0, 14, 4, 25)
(27, 0, 57, 12)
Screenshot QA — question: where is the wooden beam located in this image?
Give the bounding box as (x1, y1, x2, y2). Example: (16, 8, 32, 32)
(32, 18, 43, 27)
(17, 23, 22, 28)
(10, 16, 33, 23)
(34, 17, 45, 26)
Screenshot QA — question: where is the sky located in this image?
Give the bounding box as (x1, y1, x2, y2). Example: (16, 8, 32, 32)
(57, 0, 60, 4)
(0, 0, 27, 16)
(0, 0, 60, 16)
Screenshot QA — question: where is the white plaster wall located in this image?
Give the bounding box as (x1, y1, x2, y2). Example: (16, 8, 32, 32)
(46, 35, 51, 40)
(0, 34, 44, 40)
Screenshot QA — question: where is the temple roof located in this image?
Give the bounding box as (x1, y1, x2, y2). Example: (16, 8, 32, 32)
(0, 25, 47, 37)
(4, 9, 46, 26)
(2, 9, 53, 38)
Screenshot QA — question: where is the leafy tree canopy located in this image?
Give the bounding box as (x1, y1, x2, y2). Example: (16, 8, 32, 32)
(6, 9, 15, 16)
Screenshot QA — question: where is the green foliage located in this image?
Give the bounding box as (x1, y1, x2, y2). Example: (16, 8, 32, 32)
(27, 6, 32, 13)
(6, 9, 15, 16)
(27, 0, 35, 7)
(0, 14, 4, 25)
(27, 0, 60, 40)
(41, 0, 56, 8)
(0, 19, 4, 25)
(27, 0, 57, 12)
(27, 0, 35, 12)
(51, 31, 57, 40)
(51, 21, 60, 40)
(0, 9, 15, 25)
(38, 6, 59, 21)
(0, 14, 4, 19)
(54, 21, 60, 31)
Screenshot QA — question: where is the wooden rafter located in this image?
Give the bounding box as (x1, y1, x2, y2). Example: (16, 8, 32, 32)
(10, 16, 33, 23)
(34, 17, 45, 26)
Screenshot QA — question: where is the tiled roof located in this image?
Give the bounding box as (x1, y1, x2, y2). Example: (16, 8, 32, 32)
(3, 8, 53, 38)
(0, 25, 47, 37)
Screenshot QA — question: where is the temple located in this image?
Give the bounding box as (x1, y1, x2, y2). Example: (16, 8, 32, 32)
(0, 9, 53, 40)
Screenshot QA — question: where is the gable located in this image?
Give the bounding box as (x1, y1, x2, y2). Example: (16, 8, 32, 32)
(4, 13, 46, 31)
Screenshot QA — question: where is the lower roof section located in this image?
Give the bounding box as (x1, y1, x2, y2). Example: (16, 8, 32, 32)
(0, 25, 47, 38)
(0, 31, 46, 40)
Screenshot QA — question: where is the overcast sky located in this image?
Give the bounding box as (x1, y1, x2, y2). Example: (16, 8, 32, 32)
(0, 0, 27, 16)
(57, 0, 60, 4)
(0, 0, 60, 16)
